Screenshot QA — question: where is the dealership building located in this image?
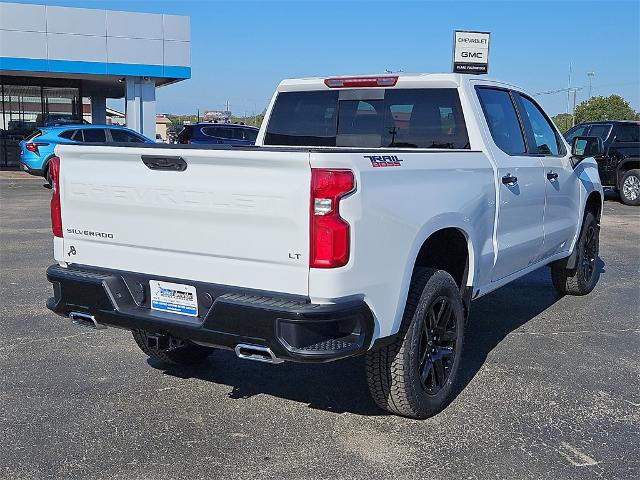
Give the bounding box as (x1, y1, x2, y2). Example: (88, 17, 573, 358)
(0, 2, 191, 168)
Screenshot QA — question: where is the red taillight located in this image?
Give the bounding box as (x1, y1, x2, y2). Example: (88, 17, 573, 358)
(25, 142, 47, 155)
(49, 156, 63, 238)
(310, 169, 355, 268)
(324, 76, 398, 88)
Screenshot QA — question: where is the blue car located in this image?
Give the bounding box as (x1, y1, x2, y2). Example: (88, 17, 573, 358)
(19, 125, 154, 182)
(176, 123, 259, 145)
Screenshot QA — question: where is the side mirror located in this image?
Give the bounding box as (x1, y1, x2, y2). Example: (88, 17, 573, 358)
(572, 136, 603, 158)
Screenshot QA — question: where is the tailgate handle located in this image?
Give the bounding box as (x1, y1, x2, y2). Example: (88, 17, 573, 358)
(141, 155, 187, 172)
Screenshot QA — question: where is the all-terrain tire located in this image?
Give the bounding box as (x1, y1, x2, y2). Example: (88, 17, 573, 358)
(132, 330, 214, 365)
(551, 211, 600, 295)
(365, 268, 465, 419)
(44, 165, 52, 187)
(619, 169, 640, 206)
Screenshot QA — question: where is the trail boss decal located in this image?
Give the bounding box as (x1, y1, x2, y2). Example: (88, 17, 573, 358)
(365, 155, 403, 168)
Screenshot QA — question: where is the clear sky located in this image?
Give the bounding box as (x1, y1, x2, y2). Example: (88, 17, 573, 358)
(8, 0, 640, 117)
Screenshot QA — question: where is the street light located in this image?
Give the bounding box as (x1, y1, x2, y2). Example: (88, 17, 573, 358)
(587, 71, 595, 99)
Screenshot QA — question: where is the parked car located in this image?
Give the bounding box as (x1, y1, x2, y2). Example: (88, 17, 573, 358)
(176, 122, 259, 145)
(19, 125, 154, 183)
(564, 121, 640, 205)
(45, 74, 603, 419)
(35, 113, 89, 127)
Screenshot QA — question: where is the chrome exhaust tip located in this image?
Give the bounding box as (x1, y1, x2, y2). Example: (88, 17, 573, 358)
(69, 311, 106, 330)
(234, 343, 283, 364)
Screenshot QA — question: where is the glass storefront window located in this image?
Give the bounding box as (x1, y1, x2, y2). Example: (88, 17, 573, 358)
(42, 87, 81, 127)
(1, 81, 81, 167)
(2, 85, 41, 135)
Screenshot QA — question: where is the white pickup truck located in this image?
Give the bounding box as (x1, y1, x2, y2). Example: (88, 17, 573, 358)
(46, 73, 604, 419)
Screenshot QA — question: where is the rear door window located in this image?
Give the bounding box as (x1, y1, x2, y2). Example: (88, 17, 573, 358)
(200, 126, 220, 138)
(476, 88, 526, 155)
(242, 128, 258, 142)
(81, 129, 106, 143)
(109, 129, 146, 143)
(59, 130, 75, 140)
(614, 124, 640, 142)
(587, 124, 612, 141)
(232, 128, 245, 140)
(217, 127, 233, 139)
(201, 126, 235, 139)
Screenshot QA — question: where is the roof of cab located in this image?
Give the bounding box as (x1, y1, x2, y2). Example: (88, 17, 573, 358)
(277, 73, 522, 92)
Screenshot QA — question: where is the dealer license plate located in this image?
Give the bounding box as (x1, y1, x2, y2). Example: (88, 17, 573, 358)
(149, 280, 198, 317)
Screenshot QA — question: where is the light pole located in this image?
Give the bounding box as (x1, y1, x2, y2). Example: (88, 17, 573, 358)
(587, 71, 595, 99)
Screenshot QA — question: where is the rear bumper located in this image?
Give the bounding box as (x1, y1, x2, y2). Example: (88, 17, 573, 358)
(20, 162, 43, 176)
(46, 264, 374, 363)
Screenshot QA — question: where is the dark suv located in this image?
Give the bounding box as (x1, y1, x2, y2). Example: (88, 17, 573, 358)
(177, 123, 259, 146)
(565, 121, 640, 205)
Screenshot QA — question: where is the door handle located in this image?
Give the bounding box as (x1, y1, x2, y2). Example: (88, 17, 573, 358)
(141, 155, 187, 171)
(547, 171, 559, 181)
(501, 174, 518, 186)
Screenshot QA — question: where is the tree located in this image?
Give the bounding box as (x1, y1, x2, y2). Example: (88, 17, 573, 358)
(574, 95, 639, 124)
(552, 113, 573, 133)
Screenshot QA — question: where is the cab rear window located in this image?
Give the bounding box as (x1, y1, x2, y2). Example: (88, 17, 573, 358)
(264, 88, 470, 149)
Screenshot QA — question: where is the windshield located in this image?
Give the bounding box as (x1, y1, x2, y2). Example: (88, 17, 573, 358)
(264, 88, 470, 149)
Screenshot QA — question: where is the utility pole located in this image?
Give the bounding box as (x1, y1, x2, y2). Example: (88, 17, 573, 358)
(569, 87, 582, 126)
(587, 71, 595, 99)
(566, 63, 572, 115)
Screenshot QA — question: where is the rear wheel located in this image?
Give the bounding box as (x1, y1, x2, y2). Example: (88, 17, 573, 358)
(551, 211, 600, 295)
(365, 268, 465, 419)
(132, 330, 214, 365)
(619, 169, 640, 206)
(44, 165, 52, 186)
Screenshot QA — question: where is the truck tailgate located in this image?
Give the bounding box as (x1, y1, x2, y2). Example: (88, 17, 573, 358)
(55, 145, 311, 295)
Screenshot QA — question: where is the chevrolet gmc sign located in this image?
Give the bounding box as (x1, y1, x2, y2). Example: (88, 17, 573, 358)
(453, 30, 490, 74)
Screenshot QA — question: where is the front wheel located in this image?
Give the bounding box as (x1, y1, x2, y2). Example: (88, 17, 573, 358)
(619, 169, 640, 206)
(366, 268, 465, 419)
(551, 211, 600, 295)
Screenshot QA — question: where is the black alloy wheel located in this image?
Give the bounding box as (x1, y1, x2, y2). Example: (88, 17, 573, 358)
(417, 296, 458, 395)
(366, 268, 465, 419)
(581, 223, 598, 284)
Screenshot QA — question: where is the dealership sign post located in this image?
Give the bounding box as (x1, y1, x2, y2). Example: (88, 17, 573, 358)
(453, 30, 490, 74)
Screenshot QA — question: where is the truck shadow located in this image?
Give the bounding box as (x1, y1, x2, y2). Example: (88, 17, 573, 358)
(153, 261, 605, 418)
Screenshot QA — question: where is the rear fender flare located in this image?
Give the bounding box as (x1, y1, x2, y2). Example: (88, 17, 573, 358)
(390, 216, 477, 336)
(42, 154, 57, 178)
(617, 157, 640, 187)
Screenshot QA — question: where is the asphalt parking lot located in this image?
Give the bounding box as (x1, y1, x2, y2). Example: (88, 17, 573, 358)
(1, 177, 638, 480)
